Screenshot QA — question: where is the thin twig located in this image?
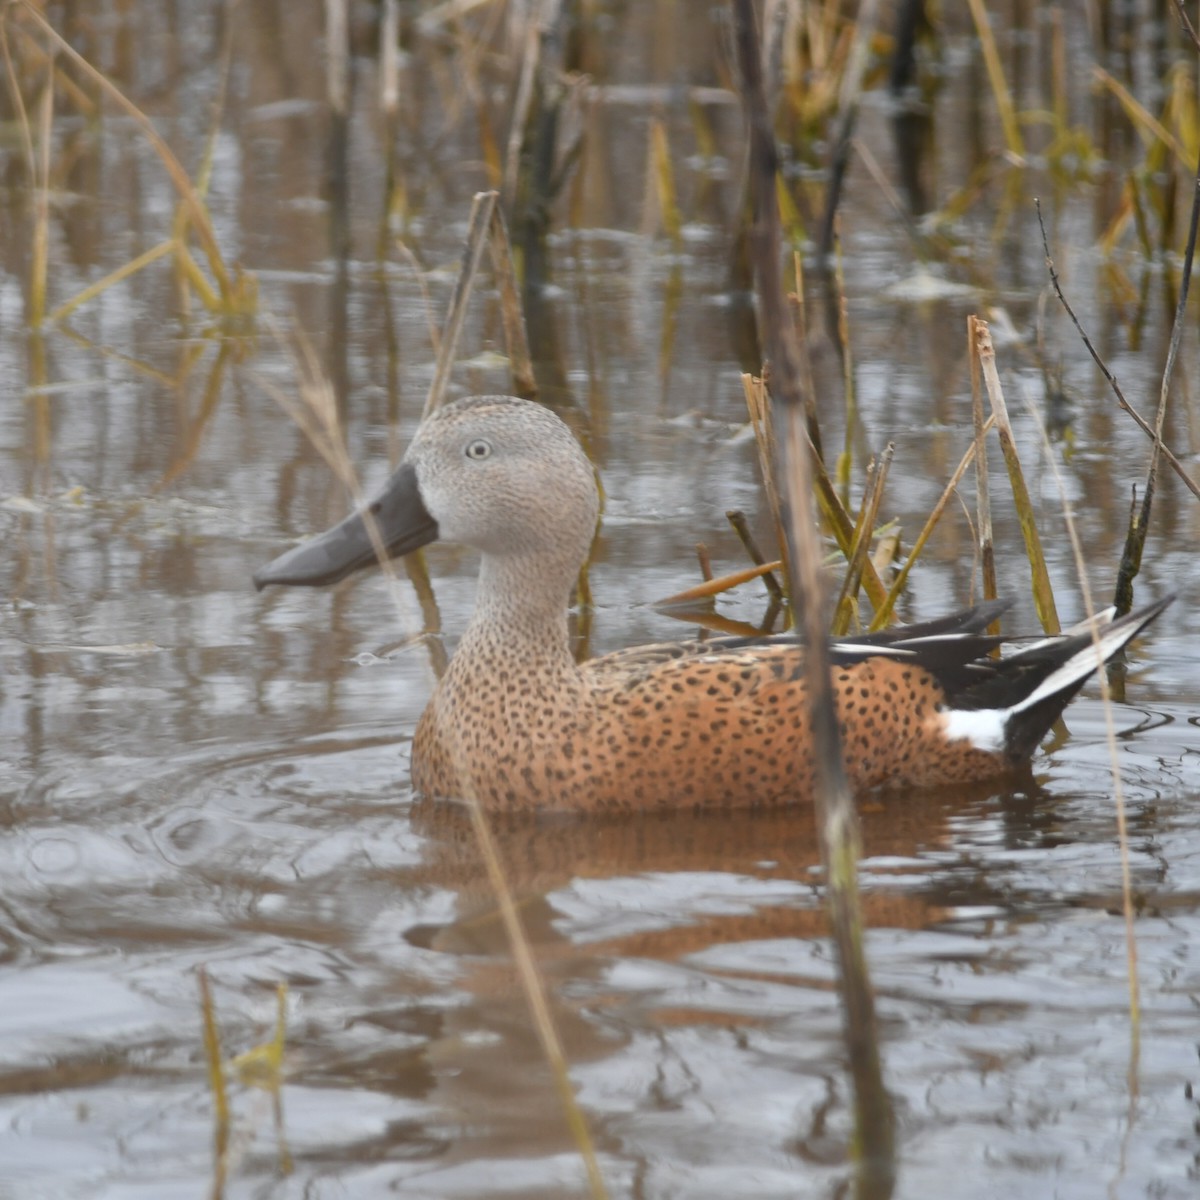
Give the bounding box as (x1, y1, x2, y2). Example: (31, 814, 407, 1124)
(1035, 199, 1200, 503)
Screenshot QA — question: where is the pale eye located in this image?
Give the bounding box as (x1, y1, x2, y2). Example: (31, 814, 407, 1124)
(465, 439, 492, 460)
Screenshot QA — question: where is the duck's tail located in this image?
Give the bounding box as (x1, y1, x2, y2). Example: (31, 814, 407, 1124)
(941, 595, 1173, 760)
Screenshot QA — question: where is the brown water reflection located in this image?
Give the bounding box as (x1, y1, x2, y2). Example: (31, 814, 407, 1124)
(4, 2, 1200, 1198)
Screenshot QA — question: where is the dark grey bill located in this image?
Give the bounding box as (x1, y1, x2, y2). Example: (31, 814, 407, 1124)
(253, 461, 439, 590)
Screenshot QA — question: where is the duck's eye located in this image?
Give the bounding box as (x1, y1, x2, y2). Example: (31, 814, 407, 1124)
(465, 439, 492, 461)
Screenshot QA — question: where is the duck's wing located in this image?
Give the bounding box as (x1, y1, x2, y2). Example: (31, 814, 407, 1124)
(585, 596, 1171, 769)
(587, 600, 1012, 678)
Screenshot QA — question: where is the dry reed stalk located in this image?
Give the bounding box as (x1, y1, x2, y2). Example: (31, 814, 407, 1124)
(868, 414, 996, 631)
(965, 0, 1026, 162)
(732, 4, 894, 1194)
(229, 984, 289, 1088)
(790, 250, 825, 460)
(743, 372, 891, 613)
(742, 372, 792, 588)
(424, 191, 498, 417)
(970, 316, 1060, 634)
(15, 2, 241, 309)
(0, 18, 35, 176)
(831, 229, 855, 499)
(324, 0, 349, 115)
(485, 202, 538, 398)
(648, 118, 683, 244)
(29, 62, 52, 329)
(464, 801, 607, 1198)
(47, 240, 176, 325)
(968, 315, 998, 613)
(1094, 66, 1190, 169)
(832, 443, 893, 636)
(380, 0, 401, 117)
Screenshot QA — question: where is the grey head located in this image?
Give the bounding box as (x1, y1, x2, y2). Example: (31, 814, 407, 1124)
(254, 396, 599, 590)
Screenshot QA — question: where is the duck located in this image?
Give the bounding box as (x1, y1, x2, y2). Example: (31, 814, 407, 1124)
(254, 394, 1172, 812)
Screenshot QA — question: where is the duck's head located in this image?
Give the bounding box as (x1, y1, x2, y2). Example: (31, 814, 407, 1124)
(254, 395, 599, 590)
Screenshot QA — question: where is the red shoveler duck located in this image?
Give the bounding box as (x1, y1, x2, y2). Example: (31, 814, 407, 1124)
(255, 395, 1171, 811)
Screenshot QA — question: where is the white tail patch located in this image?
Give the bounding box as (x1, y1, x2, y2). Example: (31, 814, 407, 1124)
(941, 707, 1007, 752)
(940, 609, 1150, 754)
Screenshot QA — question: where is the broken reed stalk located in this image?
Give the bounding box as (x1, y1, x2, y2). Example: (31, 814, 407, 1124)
(968, 316, 998, 614)
(731, 3, 895, 1196)
(727, 508, 784, 602)
(486, 202, 538, 398)
(425, 190, 538, 413)
(742, 372, 792, 591)
(1113, 143, 1200, 613)
(742, 372, 891, 613)
(969, 316, 1060, 634)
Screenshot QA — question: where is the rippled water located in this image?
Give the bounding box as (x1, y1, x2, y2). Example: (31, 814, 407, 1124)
(3, 3, 1200, 1198)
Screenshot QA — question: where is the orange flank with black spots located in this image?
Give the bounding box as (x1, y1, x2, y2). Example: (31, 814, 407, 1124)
(256, 395, 1172, 812)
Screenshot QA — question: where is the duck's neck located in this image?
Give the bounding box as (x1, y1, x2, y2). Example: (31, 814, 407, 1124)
(459, 550, 577, 665)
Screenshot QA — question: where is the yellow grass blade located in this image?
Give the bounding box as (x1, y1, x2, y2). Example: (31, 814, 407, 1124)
(971, 316, 1061, 634)
(656, 559, 785, 607)
(17, 2, 236, 302)
(1094, 65, 1190, 167)
(47, 239, 177, 324)
(965, 0, 1026, 161)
